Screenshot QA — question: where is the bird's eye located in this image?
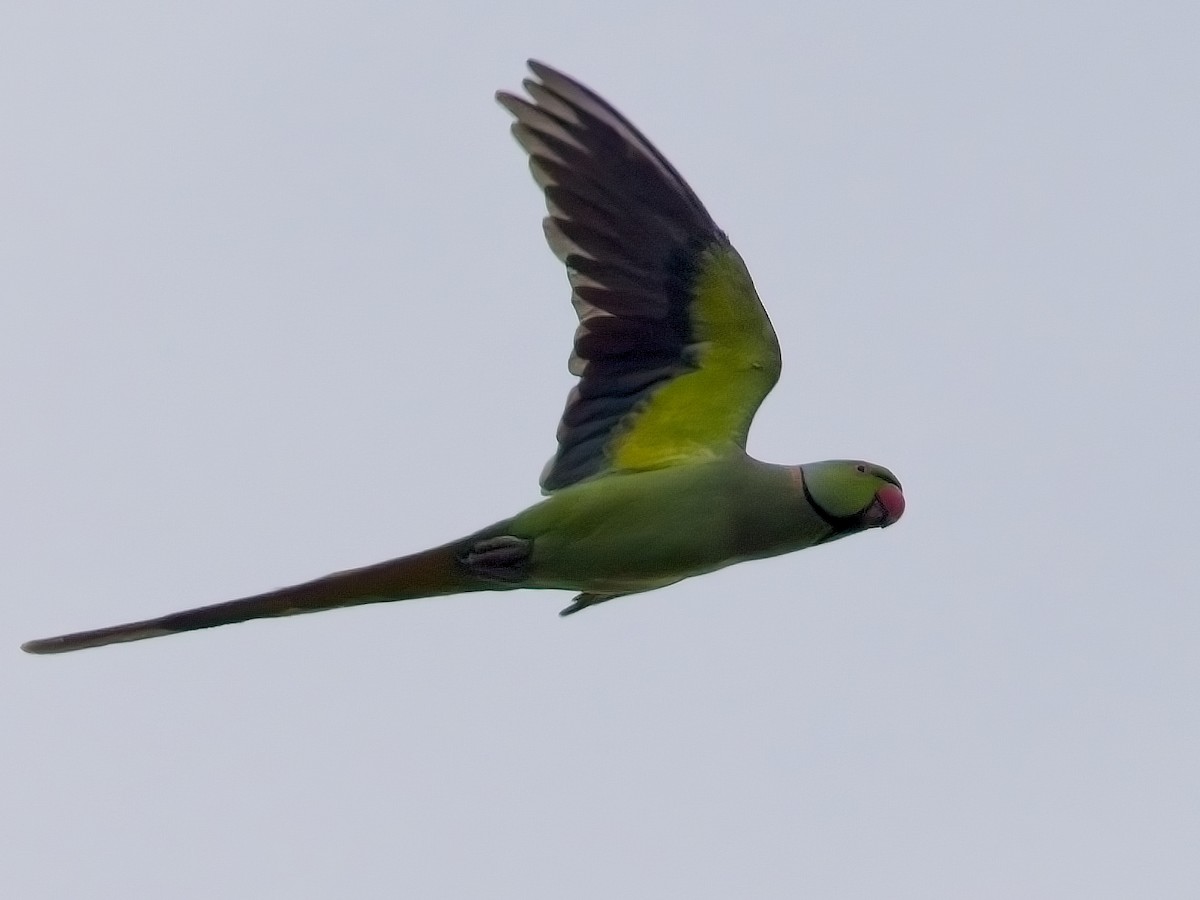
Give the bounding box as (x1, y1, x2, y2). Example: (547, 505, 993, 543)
(855, 464, 867, 474)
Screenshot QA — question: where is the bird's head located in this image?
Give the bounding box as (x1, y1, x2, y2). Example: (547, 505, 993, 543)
(799, 460, 905, 539)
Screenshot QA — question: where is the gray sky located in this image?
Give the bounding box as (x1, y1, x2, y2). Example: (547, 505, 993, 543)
(4, 2, 1198, 898)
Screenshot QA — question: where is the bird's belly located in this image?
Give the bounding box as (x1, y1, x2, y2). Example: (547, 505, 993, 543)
(526, 530, 729, 593)
(512, 463, 782, 593)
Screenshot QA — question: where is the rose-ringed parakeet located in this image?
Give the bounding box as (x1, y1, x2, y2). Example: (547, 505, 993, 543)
(22, 61, 903, 655)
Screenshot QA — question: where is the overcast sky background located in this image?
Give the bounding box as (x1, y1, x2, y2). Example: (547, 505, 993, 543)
(3, 3, 1198, 898)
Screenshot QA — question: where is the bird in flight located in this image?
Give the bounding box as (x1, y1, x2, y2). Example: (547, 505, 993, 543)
(22, 61, 904, 655)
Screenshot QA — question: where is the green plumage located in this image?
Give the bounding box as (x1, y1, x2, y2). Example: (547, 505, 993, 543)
(21, 62, 903, 655)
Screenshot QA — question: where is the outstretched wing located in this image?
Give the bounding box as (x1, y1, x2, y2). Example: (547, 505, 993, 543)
(497, 61, 782, 493)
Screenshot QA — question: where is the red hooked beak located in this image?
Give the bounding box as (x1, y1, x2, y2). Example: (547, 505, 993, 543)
(867, 483, 905, 528)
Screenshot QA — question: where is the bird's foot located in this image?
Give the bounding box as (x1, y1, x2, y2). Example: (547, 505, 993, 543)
(461, 535, 531, 583)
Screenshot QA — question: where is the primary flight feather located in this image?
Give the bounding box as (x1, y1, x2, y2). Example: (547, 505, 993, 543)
(22, 61, 904, 654)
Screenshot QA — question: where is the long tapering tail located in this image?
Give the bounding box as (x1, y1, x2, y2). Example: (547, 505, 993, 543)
(22, 534, 504, 655)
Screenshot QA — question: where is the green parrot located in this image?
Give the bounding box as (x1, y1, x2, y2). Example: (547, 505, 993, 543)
(21, 61, 903, 655)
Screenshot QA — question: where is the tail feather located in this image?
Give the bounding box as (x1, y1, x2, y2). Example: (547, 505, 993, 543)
(22, 538, 489, 655)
